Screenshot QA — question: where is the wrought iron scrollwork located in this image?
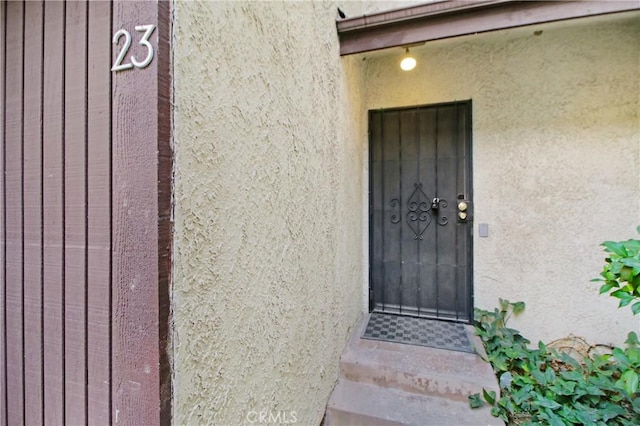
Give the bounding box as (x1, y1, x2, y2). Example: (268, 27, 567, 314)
(436, 199, 448, 226)
(406, 183, 432, 239)
(389, 198, 401, 224)
(389, 183, 448, 239)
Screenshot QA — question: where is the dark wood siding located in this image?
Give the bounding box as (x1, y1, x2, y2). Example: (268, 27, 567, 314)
(86, 2, 113, 421)
(23, 2, 45, 424)
(5, 2, 25, 423)
(0, 1, 172, 424)
(42, 2, 65, 422)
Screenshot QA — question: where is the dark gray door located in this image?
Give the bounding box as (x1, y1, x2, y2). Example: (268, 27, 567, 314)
(369, 102, 473, 322)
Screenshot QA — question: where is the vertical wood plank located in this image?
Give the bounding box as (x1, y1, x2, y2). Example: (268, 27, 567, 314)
(87, 0, 112, 422)
(0, 2, 8, 424)
(23, 1, 45, 424)
(64, 1, 88, 423)
(4, 2, 25, 423)
(42, 1, 65, 423)
(112, 1, 160, 423)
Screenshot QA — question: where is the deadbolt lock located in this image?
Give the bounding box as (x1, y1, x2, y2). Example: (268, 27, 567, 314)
(457, 199, 471, 222)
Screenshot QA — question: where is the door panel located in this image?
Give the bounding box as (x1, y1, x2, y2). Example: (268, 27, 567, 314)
(369, 102, 473, 322)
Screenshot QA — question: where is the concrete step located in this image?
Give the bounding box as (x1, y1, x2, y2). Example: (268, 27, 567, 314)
(325, 379, 500, 426)
(340, 314, 499, 402)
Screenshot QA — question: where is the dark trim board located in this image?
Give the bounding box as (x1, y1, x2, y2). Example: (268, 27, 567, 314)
(337, 0, 640, 55)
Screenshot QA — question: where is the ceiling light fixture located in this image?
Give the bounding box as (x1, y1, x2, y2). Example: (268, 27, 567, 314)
(400, 47, 416, 71)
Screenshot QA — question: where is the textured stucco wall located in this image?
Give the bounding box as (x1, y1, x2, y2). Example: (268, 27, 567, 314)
(362, 13, 640, 345)
(171, 1, 379, 424)
(172, 1, 639, 422)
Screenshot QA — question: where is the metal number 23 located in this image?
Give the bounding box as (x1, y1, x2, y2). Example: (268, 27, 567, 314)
(111, 24, 156, 72)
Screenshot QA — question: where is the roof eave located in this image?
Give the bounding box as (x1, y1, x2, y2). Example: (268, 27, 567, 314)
(337, 0, 640, 55)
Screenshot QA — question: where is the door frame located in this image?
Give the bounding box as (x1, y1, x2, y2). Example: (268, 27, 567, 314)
(367, 100, 474, 322)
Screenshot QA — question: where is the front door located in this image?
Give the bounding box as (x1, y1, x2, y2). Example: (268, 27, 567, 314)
(369, 101, 473, 322)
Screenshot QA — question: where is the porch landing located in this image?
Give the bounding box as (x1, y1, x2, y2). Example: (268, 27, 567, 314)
(324, 313, 503, 425)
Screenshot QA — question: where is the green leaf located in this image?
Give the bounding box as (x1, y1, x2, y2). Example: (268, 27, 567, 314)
(599, 282, 616, 293)
(620, 299, 634, 308)
(611, 261, 625, 275)
(539, 408, 565, 426)
(612, 290, 635, 307)
(613, 347, 630, 367)
(482, 388, 496, 405)
(512, 301, 526, 315)
(512, 384, 534, 405)
(557, 406, 579, 423)
(621, 258, 640, 275)
(559, 352, 581, 369)
(468, 393, 484, 409)
(549, 379, 576, 396)
(632, 301, 640, 315)
(492, 355, 509, 372)
(544, 366, 556, 384)
(497, 397, 517, 416)
(603, 241, 629, 257)
(617, 370, 639, 395)
(536, 397, 561, 410)
(625, 331, 640, 346)
(560, 369, 583, 382)
(531, 367, 548, 386)
(621, 266, 635, 282)
(612, 289, 633, 299)
(599, 403, 628, 421)
(498, 371, 513, 389)
(489, 406, 502, 419)
(575, 407, 601, 424)
(582, 384, 606, 397)
(624, 239, 640, 251)
(498, 298, 509, 312)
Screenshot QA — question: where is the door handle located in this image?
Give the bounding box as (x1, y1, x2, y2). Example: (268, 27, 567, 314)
(431, 197, 441, 210)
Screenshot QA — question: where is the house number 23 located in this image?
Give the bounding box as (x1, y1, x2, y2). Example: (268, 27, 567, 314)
(111, 24, 156, 72)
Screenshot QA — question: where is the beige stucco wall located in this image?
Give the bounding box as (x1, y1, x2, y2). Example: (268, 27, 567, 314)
(172, 0, 639, 422)
(362, 13, 640, 346)
(170, 0, 386, 424)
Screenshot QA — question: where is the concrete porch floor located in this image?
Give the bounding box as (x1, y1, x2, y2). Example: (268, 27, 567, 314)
(324, 313, 503, 426)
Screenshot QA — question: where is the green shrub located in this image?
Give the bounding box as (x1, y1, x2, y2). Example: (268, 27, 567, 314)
(471, 299, 640, 425)
(593, 226, 640, 315)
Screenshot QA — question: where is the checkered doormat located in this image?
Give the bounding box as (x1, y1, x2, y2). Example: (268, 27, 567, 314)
(362, 313, 475, 353)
